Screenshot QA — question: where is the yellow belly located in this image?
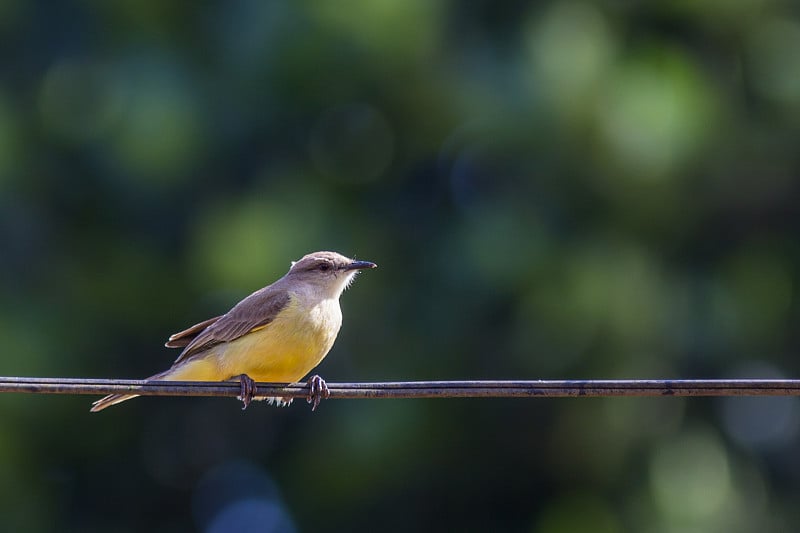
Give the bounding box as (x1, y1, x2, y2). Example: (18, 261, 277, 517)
(163, 295, 341, 383)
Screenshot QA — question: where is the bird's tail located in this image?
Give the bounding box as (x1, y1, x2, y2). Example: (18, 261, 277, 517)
(89, 369, 172, 413)
(89, 393, 138, 412)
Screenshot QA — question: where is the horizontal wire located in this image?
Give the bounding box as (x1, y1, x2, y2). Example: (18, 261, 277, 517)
(1, 377, 800, 399)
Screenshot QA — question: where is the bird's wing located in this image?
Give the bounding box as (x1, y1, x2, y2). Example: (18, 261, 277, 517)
(171, 290, 292, 366)
(165, 316, 223, 348)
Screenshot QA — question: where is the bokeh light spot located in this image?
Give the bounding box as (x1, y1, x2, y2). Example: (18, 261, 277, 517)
(189, 184, 330, 290)
(104, 56, 206, 184)
(311, 0, 442, 64)
(193, 461, 296, 533)
(720, 363, 800, 452)
(649, 428, 731, 522)
(594, 51, 716, 180)
(525, 1, 616, 119)
(38, 58, 122, 144)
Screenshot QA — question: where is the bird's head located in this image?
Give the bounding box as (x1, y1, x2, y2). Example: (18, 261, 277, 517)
(287, 251, 377, 297)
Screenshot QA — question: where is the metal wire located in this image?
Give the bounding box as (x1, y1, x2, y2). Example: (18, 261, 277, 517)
(2, 376, 800, 400)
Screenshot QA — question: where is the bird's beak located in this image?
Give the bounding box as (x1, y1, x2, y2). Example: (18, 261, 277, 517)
(343, 260, 377, 271)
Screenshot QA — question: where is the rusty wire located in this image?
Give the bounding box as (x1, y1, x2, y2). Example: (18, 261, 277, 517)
(1, 377, 800, 401)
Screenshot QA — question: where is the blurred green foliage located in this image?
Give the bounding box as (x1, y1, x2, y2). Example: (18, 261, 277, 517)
(1, 1, 799, 531)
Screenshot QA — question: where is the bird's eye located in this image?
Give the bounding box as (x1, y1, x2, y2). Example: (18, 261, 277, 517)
(318, 263, 331, 272)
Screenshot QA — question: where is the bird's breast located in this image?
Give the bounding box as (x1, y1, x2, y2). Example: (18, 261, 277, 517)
(215, 295, 343, 382)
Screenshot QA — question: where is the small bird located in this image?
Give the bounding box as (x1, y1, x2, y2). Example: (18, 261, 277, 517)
(90, 251, 376, 412)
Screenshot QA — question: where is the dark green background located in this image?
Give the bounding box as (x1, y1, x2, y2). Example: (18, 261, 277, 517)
(1, 1, 799, 531)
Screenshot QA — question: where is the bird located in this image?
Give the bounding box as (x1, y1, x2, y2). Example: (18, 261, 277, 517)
(90, 251, 376, 412)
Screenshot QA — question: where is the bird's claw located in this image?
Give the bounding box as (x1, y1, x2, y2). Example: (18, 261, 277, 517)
(237, 374, 257, 410)
(306, 374, 330, 411)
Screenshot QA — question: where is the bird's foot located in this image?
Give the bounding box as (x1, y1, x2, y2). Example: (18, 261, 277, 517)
(306, 374, 330, 411)
(237, 374, 257, 410)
